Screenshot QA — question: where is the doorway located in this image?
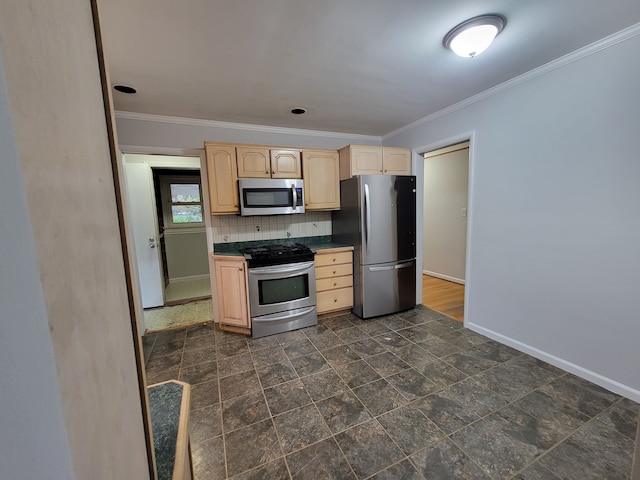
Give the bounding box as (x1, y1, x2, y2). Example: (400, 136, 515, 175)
(122, 154, 213, 332)
(421, 141, 469, 322)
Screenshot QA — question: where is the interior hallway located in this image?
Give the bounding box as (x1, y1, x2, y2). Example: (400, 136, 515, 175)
(422, 274, 464, 322)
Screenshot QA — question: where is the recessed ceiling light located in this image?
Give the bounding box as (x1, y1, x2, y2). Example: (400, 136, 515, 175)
(443, 14, 506, 58)
(291, 107, 306, 115)
(113, 84, 137, 94)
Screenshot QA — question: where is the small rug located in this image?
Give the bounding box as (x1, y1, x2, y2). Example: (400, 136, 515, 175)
(144, 298, 213, 333)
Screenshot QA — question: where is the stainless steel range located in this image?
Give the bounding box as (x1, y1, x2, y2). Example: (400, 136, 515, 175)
(241, 243, 317, 338)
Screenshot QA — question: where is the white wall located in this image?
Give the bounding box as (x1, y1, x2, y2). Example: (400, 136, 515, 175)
(0, 44, 75, 480)
(0, 0, 150, 477)
(423, 145, 469, 283)
(385, 29, 640, 400)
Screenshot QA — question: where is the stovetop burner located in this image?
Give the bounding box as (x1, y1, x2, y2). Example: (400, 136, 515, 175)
(241, 243, 314, 267)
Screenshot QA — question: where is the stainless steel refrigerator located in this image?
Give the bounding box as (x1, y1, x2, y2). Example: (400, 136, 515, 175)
(332, 175, 416, 318)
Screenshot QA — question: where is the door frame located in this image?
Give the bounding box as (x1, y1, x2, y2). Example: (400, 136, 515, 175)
(412, 131, 476, 326)
(120, 147, 211, 298)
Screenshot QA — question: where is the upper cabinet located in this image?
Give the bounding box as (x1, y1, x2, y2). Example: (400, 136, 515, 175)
(236, 146, 270, 178)
(338, 145, 411, 180)
(236, 146, 301, 179)
(204, 143, 239, 214)
(270, 149, 302, 178)
(302, 149, 340, 210)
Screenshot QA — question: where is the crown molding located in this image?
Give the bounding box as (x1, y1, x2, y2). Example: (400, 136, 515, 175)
(383, 22, 640, 141)
(114, 111, 381, 142)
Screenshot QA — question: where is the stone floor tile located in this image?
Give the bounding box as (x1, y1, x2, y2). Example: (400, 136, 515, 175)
(335, 419, 404, 479)
(286, 438, 356, 480)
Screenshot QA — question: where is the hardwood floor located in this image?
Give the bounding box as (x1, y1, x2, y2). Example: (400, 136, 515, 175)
(422, 274, 465, 322)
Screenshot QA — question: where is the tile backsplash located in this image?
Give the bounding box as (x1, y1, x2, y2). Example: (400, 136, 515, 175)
(212, 212, 331, 243)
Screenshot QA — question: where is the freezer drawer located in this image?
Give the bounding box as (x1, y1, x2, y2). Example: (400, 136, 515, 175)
(354, 259, 416, 318)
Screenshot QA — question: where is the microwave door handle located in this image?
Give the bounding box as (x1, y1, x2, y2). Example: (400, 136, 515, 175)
(364, 183, 371, 254)
(291, 184, 297, 211)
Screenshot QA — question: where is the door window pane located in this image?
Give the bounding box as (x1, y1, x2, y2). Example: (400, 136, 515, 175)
(171, 205, 202, 223)
(170, 183, 200, 202)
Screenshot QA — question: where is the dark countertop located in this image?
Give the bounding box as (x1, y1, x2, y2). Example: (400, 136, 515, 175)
(213, 235, 352, 256)
(148, 381, 186, 480)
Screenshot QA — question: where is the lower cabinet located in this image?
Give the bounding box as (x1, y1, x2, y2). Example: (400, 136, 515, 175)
(213, 256, 250, 333)
(315, 248, 353, 315)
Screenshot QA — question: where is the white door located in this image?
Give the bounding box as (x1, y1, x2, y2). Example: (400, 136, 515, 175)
(124, 162, 164, 308)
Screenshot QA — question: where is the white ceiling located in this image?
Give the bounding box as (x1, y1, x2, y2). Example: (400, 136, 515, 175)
(98, 0, 640, 137)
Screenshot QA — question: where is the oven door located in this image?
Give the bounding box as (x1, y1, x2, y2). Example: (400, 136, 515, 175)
(247, 261, 316, 317)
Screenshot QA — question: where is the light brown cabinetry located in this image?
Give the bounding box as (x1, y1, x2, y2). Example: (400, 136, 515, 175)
(236, 146, 302, 179)
(214, 256, 250, 333)
(338, 145, 411, 180)
(315, 248, 353, 315)
(205, 143, 239, 214)
(236, 146, 270, 178)
(302, 149, 340, 210)
(270, 149, 302, 178)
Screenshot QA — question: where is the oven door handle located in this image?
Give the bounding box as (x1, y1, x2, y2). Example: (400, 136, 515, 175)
(252, 305, 316, 323)
(249, 262, 313, 276)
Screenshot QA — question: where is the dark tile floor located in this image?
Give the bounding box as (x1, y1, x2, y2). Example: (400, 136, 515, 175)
(142, 306, 638, 480)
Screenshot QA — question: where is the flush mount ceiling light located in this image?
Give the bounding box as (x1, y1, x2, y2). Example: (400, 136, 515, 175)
(443, 14, 506, 58)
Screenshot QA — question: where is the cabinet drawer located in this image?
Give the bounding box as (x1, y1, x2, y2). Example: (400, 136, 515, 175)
(316, 263, 352, 279)
(315, 251, 352, 267)
(316, 275, 353, 292)
(317, 287, 353, 313)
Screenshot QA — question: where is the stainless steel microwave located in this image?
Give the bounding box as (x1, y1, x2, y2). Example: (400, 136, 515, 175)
(238, 178, 305, 216)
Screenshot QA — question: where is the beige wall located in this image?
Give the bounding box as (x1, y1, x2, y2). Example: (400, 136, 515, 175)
(0, 0, 149, 478)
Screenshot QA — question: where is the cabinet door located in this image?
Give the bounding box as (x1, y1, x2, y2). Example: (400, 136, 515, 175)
(214, 257, 249, 328)
(270, 149, 302, 178)
(302, 149, 340, 210)
(350, 146, 383, 176)
(236, 146, 270, 178)
(382, 147, 411, 175)
(205, 144, 239, 214)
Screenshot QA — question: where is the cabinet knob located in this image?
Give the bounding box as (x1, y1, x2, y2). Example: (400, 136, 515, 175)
(265, 171, 269, 174)
(334, 298, 337, 302)
(333, 282, 337, 287)
(333, 270, 336, 274)
(332, 258, 336, 262)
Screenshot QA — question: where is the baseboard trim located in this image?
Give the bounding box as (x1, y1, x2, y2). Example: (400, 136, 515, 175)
(422, 270, 465, 285)
(466, 322, 640, 402)
(168, 274, 210, 284)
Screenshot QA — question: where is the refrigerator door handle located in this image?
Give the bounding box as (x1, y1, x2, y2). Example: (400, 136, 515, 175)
(369, 265, 394, 272)
(364, 183, 371, 254)
(395, 261, 414, 269)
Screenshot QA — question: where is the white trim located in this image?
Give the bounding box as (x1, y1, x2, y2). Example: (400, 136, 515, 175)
(168, 274, 210, 284)
(383, 22, 640, 141)
(422, 270, 465, 285)
(467, 322, 640, 403)
(115, 111, 381, 142)
(120, 145, 203, 158)
(412, 130, 476, 327)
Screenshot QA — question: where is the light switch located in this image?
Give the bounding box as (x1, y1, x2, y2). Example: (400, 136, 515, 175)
(461, 208, 467, 217)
